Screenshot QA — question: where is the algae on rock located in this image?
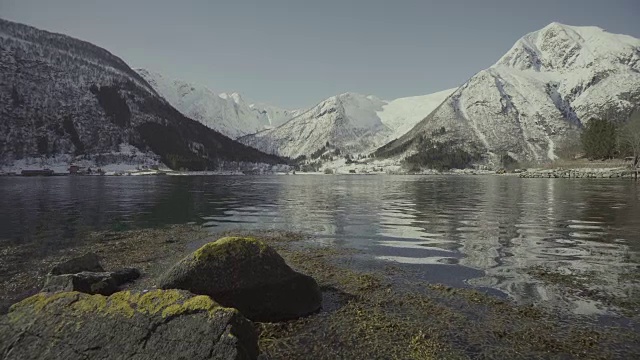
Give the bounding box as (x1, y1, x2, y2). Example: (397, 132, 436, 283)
(158, 237, 322, 322)
(0, 290, 259, 360)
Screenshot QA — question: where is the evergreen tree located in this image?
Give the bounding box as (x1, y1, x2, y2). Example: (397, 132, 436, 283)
(619, 111, 640, 167)
(581, 119, 617, 159)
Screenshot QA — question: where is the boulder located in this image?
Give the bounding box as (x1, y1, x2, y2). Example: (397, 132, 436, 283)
(158, 237, 321, 322)
(49, 252, 104, 275)
(42, 271, 119, 295)
(112, 267, 142, 284)
(0, 290, 258, 360)
(42, 268, 141, 296)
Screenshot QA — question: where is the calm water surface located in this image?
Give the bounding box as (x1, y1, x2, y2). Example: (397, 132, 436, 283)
(1, 175, 639, 315)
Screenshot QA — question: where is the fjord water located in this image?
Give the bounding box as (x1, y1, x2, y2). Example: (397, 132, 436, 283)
(1, 175, 639, 315)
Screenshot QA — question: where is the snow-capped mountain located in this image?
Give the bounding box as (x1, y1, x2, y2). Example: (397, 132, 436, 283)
(377, 23, 640, 163)
(136, 69, 303, 138)
(249, 102, 305, 129)
(239, 89, 455, 159)
(0, 18, 284, 170)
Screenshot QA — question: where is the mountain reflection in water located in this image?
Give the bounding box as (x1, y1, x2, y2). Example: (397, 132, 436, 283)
(1, 175, 638, 315)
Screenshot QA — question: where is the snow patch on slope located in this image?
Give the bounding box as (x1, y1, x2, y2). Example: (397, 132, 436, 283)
(378, 88, 456, 140)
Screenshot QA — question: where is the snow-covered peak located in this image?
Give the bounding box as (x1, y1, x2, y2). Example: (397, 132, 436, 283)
(136, 69, 303, 138)
(307, 92, 387, 129)
(378, 23, 640, 165)
(247, 103, 305, 128)
(494, 22, 640, 72)
(335, 92, 380, 100)
(219, 92, 245, 105)
(135, 68, 219, 105)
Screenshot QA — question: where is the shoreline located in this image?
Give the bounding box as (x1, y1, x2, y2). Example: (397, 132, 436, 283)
(1, 224, 638, 358)
(1, 170, 637, 178)
(518, 167, 639, 179)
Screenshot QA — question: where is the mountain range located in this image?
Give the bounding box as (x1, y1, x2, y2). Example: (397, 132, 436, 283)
(146, 23, 640, 166)
(0, 18, 284, 171)
(1, 19, 638, 171)
(238, 90, 455, 159)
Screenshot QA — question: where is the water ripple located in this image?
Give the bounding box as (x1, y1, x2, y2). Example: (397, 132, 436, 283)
(1, 175, 638, 316)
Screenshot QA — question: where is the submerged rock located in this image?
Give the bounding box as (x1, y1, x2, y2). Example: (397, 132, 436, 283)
(0, 290, 258, 360)
(158, 237, 321, 322)
(49, 252, 104, 275)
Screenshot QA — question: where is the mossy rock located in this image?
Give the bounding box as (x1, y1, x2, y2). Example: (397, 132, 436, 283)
(158, 237, 321, 322)
(0, 290, 258, 360)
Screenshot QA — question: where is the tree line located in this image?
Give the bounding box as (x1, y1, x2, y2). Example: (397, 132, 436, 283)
(581, 111, 640, 167)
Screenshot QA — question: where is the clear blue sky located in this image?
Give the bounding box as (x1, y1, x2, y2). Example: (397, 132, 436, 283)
(2, 0, 639, 108)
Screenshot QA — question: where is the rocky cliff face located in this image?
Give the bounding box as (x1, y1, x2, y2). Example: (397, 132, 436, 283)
(377, 23, 640, 163)
(0, 19, 283, 170)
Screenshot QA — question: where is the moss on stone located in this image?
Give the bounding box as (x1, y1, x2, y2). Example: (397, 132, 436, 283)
(192, 237, 269, 263)
(9, 293, 47, 313)
(136, 290, 183, 315)
(161, 295, 221, 318)
(10, 292, 77, 314)
(8, 290, 225, 321)
(102, 291, 136, 318)
(71, 293, 108, 314)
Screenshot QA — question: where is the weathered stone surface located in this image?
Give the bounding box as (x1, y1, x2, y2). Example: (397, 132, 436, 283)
(0, 290, 258, 360)
(112, 267, 142, 284)
(158, 237, 321, 322)
(42, 268, 142, 296)
(42, 271, 119, 295)
(49, 252, 104, 275)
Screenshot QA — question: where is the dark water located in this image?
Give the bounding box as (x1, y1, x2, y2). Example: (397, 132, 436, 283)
(1, 175, 639, 315)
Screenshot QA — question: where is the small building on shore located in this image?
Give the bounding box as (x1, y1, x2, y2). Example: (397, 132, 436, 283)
(68, 165, 82, 174)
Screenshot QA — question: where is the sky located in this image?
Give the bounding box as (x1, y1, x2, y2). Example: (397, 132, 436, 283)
(1, 0, 639, 109)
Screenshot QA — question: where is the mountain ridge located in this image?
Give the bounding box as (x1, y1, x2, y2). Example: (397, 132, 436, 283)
(375, 22, 640, 165)
(0, 18, 286, 171)
(136, 69, 304, 139)
(238, 90, 456, 159)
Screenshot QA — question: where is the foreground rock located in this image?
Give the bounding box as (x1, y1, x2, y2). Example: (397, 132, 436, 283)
(0, 290, 258, 360)
(43, 253, 141, 296)
(158, 237, 321, 322)
(42, 268, 141, 295)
